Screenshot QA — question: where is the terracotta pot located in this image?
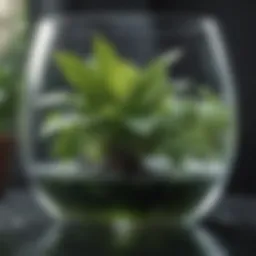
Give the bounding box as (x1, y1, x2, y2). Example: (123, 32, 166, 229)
(0, 135, 13, 198)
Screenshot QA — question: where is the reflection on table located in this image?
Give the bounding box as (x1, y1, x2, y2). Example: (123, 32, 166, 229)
(19, 221, 227, 256)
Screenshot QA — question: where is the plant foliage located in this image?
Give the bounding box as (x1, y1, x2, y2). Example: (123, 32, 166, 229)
(43, 34, 229, 168)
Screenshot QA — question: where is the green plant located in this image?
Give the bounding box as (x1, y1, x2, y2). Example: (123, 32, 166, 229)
(43, 35, 229, 172)
(0, 18, 27, 133)
(0, 48, 23, 132)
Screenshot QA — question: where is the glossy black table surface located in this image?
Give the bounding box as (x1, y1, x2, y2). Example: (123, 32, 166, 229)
(1, 190, 256, 256)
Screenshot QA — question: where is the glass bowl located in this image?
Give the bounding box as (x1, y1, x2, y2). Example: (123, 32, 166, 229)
(19, 12, 238, 226)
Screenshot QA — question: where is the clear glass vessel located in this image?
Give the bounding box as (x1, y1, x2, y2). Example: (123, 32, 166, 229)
(19, 13, 237, 226)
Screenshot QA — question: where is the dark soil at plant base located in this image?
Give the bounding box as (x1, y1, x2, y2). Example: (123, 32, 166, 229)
(36, 171, 218, 223)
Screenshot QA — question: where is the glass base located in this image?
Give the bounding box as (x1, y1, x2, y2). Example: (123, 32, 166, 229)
(34, 171, 222, 227)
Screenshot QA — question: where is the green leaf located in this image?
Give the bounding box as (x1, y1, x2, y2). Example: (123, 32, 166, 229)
(41, 113, 82, 138)
(157, 48, 184, 68)
(93, 34, 118, 76)
(52, 126, 82, 160)
(107, 61, 139, 101)
(125, 115, 163, 137)
(141, 58, 170, 101)
(82, 136, 106, 164)
(55, 52, 96, 92)
(93, 35, 140, 102)
(124, 59, 170, 117)
(144, 58, 168, 86)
